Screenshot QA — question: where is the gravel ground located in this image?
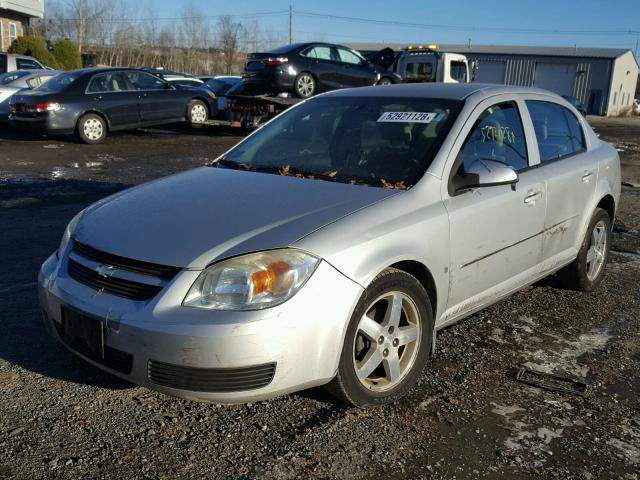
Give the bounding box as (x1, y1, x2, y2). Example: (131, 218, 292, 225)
(0, 119, 639, 479)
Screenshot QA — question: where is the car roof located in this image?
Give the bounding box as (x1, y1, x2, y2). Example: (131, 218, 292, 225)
(321, 83, 562, 101)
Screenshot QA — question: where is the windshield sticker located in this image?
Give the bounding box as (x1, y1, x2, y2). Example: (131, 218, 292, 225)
(481, 125, 516, 144)
(377, 112, 438, 123)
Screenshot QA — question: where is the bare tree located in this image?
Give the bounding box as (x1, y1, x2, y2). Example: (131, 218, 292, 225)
(216, 16, 244, 75)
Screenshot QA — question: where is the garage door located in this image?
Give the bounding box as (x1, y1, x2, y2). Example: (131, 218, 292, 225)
(534, 62, 576, 96)
(474, 61, 506, 84)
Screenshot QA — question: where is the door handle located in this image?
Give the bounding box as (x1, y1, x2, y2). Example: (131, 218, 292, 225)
(581, 170, 593, 183)
(524, 190, 542, 206)
(94, 95, 103, 101)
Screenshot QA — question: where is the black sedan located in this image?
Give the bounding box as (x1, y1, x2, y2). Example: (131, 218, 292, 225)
(242, 42, 399, 98)
(9, 67, 217, 143)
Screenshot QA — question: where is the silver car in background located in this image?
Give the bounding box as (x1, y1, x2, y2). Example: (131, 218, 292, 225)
(0, 69, 59, 122)
(38, 83, 620, 407)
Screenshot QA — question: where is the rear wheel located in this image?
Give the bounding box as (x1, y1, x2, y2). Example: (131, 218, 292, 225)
(77, 113, 107, 144)
(326, 269, 433, 407)
(557, 208, 611, 291)
(187, 100, 208, 126)
(294, 72, 316, 98)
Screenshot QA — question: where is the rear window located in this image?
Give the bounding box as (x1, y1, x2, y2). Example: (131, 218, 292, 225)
(35, 71, 82, 92)
(204, 78, 239, 95)
(405, 61, 436, 83)
(217, 96, 462, 189)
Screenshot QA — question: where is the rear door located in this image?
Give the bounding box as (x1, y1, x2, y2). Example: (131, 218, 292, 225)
(85, 71, 140, 127)
(525, 99, 596, 261)
(124, 71, 185, 123)
(444, 98, 545, 314)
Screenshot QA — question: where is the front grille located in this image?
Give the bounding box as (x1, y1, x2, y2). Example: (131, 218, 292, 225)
(73, 241, 180, 280)
(68, 259, 163, 301)
(148, 360, 276, 392)
(54, 321, 133, 374)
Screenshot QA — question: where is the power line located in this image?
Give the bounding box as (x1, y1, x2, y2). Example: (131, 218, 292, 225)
(295, 10, 640, 36)
(53, 11, 289, 24)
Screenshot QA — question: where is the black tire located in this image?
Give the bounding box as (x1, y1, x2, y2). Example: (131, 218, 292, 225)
(557, 208, 611, 291)
(326, 268, 434, 407)
(294, 72, 316, 98)
(77, 113, 107, 144)
(377, 77, 393, 86)
(187, 99, 208, 127)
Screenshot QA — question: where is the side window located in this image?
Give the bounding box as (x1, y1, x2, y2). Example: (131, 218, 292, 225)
(526, 100, 585, 163)
(303, 46, 333, 61)
(87, 73, 129, 93)
(16, 59, 42, 70)
(450, 61, 467, 82)
(27, 76, 42, 88)
(124, 71, 166, 90)
(337, 48, 364, 65)
(459, 102, 529, 172)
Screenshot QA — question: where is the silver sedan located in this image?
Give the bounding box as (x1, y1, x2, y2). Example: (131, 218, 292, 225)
(39, 83, 620, 407)
(0, 69, 59, 120)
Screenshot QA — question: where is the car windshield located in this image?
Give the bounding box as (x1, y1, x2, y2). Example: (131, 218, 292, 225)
(0, 70, 30, 85)
(34, 71, 80, 92)
(214, 96, 462, 189)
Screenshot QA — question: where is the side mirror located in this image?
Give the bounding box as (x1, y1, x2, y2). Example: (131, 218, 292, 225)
(454, 159, 519, 193)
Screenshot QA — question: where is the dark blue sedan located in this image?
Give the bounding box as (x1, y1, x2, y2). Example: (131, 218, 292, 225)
(9, 67, 217, 143)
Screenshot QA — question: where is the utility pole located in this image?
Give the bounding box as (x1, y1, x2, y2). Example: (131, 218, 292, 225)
(288, 4, 292, 44)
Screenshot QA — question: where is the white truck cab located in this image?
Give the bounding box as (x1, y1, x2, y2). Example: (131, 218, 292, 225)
(395, 44, 472, 83)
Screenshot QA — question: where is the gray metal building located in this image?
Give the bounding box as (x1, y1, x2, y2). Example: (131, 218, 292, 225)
(349, 43, 639, 116)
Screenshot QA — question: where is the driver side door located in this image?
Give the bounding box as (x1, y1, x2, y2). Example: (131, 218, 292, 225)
(443, 99, 546, 317)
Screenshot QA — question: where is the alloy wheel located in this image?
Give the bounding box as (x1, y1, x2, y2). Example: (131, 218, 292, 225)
(190, 104, 207, 123)
(83, 118, 104, 141)
(352, 291, 421, 392)
(586, 220, 607, 281)
(296, 74, 315, 97)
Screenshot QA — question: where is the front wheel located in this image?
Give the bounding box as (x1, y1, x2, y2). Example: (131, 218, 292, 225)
(377, 77, 393, 86)
(557, 208, 612, 291)
(77, 113, 107, 144)
(326, 269, 434, 407)
(187, 100, 208, 126)
(294, 72, 316, 98)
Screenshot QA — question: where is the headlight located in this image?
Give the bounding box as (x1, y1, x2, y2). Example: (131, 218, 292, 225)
(183, 249, 319, 311)
(57, 209, 84, 259)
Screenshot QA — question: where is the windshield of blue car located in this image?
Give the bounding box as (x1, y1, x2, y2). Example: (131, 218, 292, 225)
(0, 71, 30, 85)
(214, 96, 462, 189)
(34, 71, 81, 92)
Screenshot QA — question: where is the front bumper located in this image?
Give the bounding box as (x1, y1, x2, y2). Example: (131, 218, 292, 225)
(38, 252, 362, 403)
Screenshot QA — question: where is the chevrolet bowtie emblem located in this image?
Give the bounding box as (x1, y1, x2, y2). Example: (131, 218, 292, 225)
(95, 264, 115, 278)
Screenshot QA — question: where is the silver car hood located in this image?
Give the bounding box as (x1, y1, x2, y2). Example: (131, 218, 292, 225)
(74, 167, 397, 269)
